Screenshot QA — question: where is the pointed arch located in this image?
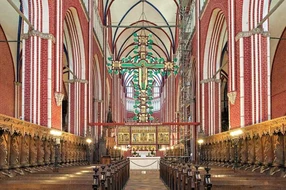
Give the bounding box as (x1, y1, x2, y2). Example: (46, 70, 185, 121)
(202, 9, 228, 135)
(63, 7, 87, 135)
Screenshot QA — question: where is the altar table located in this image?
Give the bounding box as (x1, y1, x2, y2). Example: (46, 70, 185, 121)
(128, 157, 160, 170)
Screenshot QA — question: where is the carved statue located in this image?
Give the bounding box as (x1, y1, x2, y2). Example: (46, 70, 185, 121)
(212, 144, 216, 162)
(213, 143, 217, 162)
(204, 145, 208, 161)
(10, 133, 20, 168)
(67, 142, 71, 163)
(262, 135, 273, 166)
(272, 134, 283, 167)
(240, 138, 247, 165)
(237, 139, 242, 164)
(247, 137, 255, 165)
(50, 140, 55, 164)
(29, 136, 38, 166)
(61, 140, 67, 163)
(225, 140, 230, 163)
(218, 141, 223, 163)
(229, 141, 235, 163)
(71, 143, 75, 162)
(254, 135, 263, 166)
(44, 139, 51, 165)
(0, 131, 9, 169)
(269, 134, 284, 175)
(0, 115, 90, 170)
(37, 137, 44, 166)
(58, 141, 62, 164)
(20, 135, 30, 167)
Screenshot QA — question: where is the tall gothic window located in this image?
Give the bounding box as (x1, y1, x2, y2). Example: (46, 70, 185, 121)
(153, 82, 160, 98)
(126, 83, 134, 98)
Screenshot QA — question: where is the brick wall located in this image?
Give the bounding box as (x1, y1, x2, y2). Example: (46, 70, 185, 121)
(0, 26, 15, 117)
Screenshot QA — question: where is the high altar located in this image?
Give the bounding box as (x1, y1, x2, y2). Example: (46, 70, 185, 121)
(117, 125, 170, 146)
(117, 125, 169, 170)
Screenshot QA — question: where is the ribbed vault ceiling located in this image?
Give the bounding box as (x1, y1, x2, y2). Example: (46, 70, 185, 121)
(104, 0, 179, 62)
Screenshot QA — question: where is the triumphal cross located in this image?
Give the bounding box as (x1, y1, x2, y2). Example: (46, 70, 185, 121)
(107, 31, 178, 122)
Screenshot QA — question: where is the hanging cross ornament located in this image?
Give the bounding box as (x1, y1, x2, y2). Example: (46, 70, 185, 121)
(106, 31, 178, 122)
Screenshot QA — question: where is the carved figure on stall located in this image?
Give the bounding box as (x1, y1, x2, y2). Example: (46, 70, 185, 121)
(0, 131, 9, 170)
(239, 138, 247, 169)
(220, 141, 226, 165)
(37, 137, 45, 166)
(21, 135, 30, 167)
(44, 138, 51, 165)
(271, 134, 283, 175)
(229, 141, 235, 166)
(10, 133, 20, 168)
(261, 135, 273, 173)
(50, 139, 55, 164)
(252, 135, 263, 172)
(61, 140, 67, 164)
(224, 140, 231, 166)
(245, 136, 254, 170)
(29, 136, 38, 167)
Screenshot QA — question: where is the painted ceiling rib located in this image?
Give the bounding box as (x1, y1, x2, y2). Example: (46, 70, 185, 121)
(123, 42, 168, 59)
(103, 0, 110, 25)
(111, 1, 141, 52)
(114, 20, 173, 56)
(104, 0, 116, 24)
(144, 28, 170, 59)
(145, 0, 175, 48)
(107, 25, 178, 28)
(122, 44, 164, 60)
(116, 28, 141, 59)
(150, 44, 169, 59)
(116, 28, 170, 59)
(173, 0, 179, 8)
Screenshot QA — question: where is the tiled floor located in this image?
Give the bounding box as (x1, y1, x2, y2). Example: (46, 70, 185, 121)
(124, 170, 168, 190)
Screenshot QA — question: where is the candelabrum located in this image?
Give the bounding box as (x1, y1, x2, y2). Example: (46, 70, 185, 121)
(50, 129, 62, 172)
(86, 138, 92, 165)
(232, 137, 240, 171)
(230, 129, 243, 172)
(54, 138, 61, 172)
(197, 139, 204, 165)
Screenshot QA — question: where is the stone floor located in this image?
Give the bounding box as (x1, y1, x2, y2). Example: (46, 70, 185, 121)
(124, 170, 167, 190)
(208, 165, 286, 190)
(1, 164, 286, 190)
(0, 165, 94, 190)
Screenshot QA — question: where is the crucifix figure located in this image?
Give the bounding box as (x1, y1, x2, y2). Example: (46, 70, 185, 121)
(107, 32, 178, 122)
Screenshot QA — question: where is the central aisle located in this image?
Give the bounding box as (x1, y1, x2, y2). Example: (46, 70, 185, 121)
(124, 170, 167, 190)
